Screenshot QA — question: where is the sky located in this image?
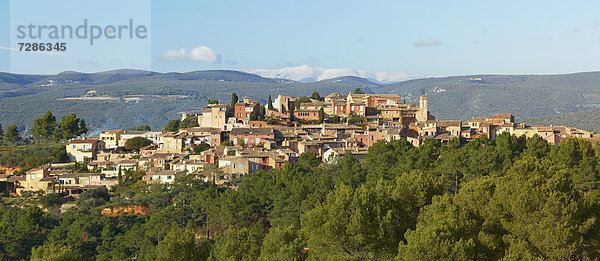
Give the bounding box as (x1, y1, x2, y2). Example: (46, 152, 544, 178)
(1, 0, 600, 77)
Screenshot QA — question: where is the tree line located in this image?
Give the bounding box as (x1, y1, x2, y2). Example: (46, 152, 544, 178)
(0, 111, 88, 147)
(0, 133, 599, 260)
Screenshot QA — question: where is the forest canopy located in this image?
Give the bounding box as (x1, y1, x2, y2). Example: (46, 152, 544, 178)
(0, 134, 599, 260)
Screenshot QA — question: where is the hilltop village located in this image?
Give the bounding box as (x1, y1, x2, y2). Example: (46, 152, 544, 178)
(3, 92, 597, 196)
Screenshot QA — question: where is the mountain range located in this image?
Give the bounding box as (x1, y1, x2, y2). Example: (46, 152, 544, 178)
(1, 69, 599, 133)
(242, 65, 428, 84)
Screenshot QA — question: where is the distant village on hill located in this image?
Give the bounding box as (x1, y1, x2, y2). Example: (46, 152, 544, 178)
(3, 91, 597, 197)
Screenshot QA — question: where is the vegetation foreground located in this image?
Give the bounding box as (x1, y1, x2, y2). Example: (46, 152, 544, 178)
(1, 134, 600, 260)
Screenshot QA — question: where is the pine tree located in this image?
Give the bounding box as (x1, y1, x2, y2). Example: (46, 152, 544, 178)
(4, 124, 20, 145)
(59, 113, 87, 140)
(260, 105, 266, 119)
(231, 93, 239, 108)
(267, 95, 273, 109)
(164, 119, 181, 132)
(311, 91, 321, 101)
(318, 107, 325, 123)
(32, 110, 57, 141)
(78, 119, 88, 136)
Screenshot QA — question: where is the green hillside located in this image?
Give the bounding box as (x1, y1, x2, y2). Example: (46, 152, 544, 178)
(0, 71, 380, 132)
(1, 70, 599, 132)
(524, 108, 600, 132)
(375, 72, 600, 123)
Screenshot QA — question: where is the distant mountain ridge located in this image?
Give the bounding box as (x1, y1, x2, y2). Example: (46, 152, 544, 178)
(242, 64, 428, 84)
(1, 69, 600, 132)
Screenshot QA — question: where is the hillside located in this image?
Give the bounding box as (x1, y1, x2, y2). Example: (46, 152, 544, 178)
(524, 108, 600, 132)
(1, 70, 599, 132)
(376, 72, 600, 123)
(0, 70, 380, 132)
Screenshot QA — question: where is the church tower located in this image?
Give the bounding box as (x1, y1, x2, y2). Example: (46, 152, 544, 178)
(416, 94, 428, 122)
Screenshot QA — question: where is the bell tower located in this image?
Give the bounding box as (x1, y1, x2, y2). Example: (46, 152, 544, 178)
(416, 93, 428, 122)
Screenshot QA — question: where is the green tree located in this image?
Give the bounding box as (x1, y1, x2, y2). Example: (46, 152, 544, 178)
(318, 107, 325, 123)
(302, 174, 442, 260)
(353, 88, 364, 94)
(302, 184, 400, 260)
(398, 157, 600, 260)
(0, 207, 56, 260)
(78, 119, 88, 136)
(289, 105, 295, 121)
(164, 119, 181, 132)
(208, 99, 219, 104)
(522, 134, 549, 158)
(294, 96, 311, 109)
(231, 93, 239, 108)
(267, 95, 273, 110)
(38, 193, 67, 210)
(76, 187, 110, 211)
(193, 143, 211, 154)
(31, 110, 57, 142)
(129, 125, 151, 131)
(210, 223, 266, 261)
(333, 151, 365, 187)
(125, 137, 153, 151)
(31, 243, 82, 261)
(311, 91, 321, 101)
(397, 194, 479, 260)
(156, 226, 208, 261)
(4, 124, 20, 145)
(58, 113, 87, 139)
(52, 145, 69, 163)
(259, 105, 266, 119)
(180, 116, 199, 129)
(260, 225, 306, 261)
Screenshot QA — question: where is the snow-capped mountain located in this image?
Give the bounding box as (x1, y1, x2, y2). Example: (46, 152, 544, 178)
(241, 65, 428, 84)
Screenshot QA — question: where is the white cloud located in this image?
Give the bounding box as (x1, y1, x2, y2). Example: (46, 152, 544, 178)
(189, 46, 219, 62)
(413, 39, 443, 47)
(161, 46, 220, 63)
(162, 48, 188, 60)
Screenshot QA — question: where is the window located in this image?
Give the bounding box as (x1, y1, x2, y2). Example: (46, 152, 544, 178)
(233, 164, 236, 169)
(241, 163, 244, 169)
(167, 176, 172, 179)
(256, 138, 260, 144)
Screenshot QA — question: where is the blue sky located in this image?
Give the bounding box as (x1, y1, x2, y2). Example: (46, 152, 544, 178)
(1, 0, 600, 76)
